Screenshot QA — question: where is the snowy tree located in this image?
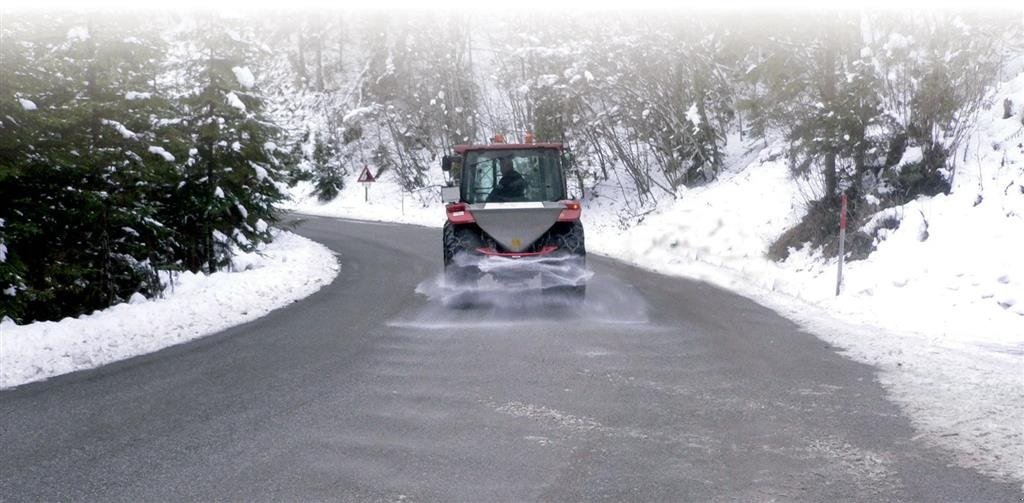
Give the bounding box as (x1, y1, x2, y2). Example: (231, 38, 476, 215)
(311, 131, 344, 201)
(356, 13, 478, 190)
(0, 14, 176, 322)
(864, 12, 1022, 199)
(169, 15, 286, 273)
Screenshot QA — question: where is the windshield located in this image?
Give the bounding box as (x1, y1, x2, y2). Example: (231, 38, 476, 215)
(462, 148, 565, 204)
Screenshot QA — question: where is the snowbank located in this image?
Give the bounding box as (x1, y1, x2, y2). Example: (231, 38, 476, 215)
(285, 179, 444, 228)
(0, 230, 339, 389)
(582, 75, 1024, 482)
(584, 159, 1022, 482)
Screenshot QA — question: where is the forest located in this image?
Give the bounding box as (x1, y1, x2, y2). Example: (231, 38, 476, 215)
(2, 9, 1021, 323)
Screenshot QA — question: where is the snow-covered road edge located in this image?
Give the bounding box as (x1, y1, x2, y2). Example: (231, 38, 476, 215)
(285, 180, 445, 228)
(0, 230, 339, 389)
(588, 240, 1023, 484)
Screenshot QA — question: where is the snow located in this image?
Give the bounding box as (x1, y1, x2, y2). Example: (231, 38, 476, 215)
(885, 32, 912, 52)
(898, 145, 923, 166)
(0, 230, 339, 389)
(685, 102, 701, 131)
(342, 106, 375, 124)
(66, 26, 89, 42)
(18, 98, 36, 111)
(232, 66, 255, 89)
(285, 178, 444, 228)
(101, 119, 136, 139)
(226, 92, 246, 111)
(148, 145, 175, 162)
(214, 186, 225, 198)
(125, 91, 152, 100)
(250, 162, 269, 181)
(536, 74, 560, 87)
(0, 243, 6, 263)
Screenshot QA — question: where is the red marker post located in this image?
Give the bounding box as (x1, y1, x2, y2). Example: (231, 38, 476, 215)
(836, 192, 848, 296)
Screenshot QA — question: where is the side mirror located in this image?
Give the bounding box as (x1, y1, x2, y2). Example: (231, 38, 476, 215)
(441, 155, 462, 172)
(441, 186, 460, 203)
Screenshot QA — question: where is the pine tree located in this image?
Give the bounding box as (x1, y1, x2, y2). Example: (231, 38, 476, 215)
(311, 131, 344, 201)
(170, 15, 285, 273)
(1, 13, 177, 322)
(0, 16, 39, 320)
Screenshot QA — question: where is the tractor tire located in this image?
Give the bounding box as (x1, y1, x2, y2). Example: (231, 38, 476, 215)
(540, 221, 587, 303)
(442, 222, 483, 287)
(550, 220, 586, 259)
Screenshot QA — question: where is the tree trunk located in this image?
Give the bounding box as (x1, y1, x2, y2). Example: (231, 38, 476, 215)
(337, 13, 344, 75)
(314, 25, 325, 91)
(822, 35, 839, 197)
(205, 40, 217, 274)
(296, 27, 307, 86)
(85, 15, 114, 306)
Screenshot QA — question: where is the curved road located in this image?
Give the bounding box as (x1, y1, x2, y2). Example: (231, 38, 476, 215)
(0, 216, 1017, 501)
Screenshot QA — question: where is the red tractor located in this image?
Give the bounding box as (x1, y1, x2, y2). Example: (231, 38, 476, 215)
(440, 135, 586, 299)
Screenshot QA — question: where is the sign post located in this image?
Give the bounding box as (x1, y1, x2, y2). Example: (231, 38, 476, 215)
(836, 192, 848, 296)
(357, 165, 376, 202)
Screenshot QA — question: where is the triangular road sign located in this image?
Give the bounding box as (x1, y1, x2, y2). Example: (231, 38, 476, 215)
(357, 166, 376, 183)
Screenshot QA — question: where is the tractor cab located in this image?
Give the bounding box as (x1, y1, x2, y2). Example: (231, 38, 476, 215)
(439, 134, 587, 301)
(442, 136, 570, 205)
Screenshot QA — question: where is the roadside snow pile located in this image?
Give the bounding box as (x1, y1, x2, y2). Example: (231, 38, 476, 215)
(286, 178, 445, 228)
(584, 74, 1024, 482)
(0, 230, 339, 389)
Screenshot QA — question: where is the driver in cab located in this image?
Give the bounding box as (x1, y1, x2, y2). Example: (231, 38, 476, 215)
(487, 157, 527, 202)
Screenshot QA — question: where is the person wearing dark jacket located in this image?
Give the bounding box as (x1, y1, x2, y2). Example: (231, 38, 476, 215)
(487, 158, 527, 202)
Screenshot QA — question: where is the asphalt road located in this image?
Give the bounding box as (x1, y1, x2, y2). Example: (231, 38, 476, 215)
(1, 216, 1018, 501)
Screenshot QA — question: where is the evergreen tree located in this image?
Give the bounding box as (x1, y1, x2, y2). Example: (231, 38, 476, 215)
(311, 131, 344, 201)
(170, 15, 286, 273)
(1, 14, 176, 322)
